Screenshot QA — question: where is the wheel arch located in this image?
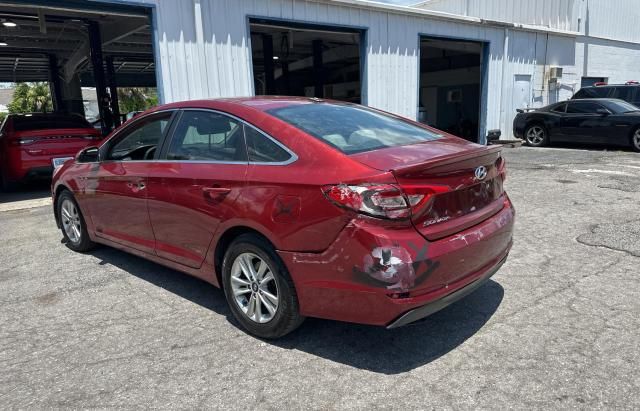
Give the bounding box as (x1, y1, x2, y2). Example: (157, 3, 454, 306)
(213, 226, 278, 287)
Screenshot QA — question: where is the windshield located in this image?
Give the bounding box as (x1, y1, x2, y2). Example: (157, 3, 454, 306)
(267, 103, 442, 154)
(12, 114, 91, 131)
(605, 100, 639, 113)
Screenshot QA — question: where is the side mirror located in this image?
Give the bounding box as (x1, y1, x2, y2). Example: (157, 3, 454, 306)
(76, 146, 100, 163)
(596, 108, 610, 116)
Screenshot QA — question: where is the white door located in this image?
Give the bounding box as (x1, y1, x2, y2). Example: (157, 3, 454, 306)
(513, 75, 532, 110)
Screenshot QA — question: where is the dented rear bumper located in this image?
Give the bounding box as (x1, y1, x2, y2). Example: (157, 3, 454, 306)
(278, 196, 515, 326)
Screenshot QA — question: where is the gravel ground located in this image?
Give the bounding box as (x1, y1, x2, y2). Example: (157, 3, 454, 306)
(1, 146, 639, 409)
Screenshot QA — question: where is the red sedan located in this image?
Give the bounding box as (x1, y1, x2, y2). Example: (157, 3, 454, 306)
(0, 113, 104, 190)
(51, 97, 514, 338)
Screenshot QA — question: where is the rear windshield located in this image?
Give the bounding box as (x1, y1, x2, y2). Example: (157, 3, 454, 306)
(267, 103, 442, 154)
(12, 114, 91, 131)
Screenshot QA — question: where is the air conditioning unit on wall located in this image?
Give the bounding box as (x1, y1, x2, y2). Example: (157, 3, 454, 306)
(549, 67, 563, 81)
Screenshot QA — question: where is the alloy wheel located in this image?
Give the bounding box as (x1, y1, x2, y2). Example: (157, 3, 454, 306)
(230, 252, 279, 324)
(633, 129, 640, 150)
(526, 126, 545, 145)
(60, 199, 82, 243)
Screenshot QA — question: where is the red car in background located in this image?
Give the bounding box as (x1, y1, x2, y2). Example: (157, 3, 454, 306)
(51, 97, 514, 338)
(0, 113, 103, 190)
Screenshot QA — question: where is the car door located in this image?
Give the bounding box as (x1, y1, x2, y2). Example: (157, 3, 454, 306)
(146, 109, 248, 268)
(83, 111, 175, 254)
(561, 101, 613, 144)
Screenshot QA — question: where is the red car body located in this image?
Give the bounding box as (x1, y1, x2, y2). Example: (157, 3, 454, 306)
(0, 113, 103, 187)
(52, 97, 514, 329)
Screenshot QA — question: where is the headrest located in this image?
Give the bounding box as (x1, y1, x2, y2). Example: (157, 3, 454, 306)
(195, 115, 231, 135)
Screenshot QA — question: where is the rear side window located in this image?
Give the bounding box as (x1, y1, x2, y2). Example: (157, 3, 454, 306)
(267, 103, 442, 154)
(574, 87, 611, 99)
(244, 125, 292, 163)
(12, 114, 91, 131)
(167, 111, 247, 162)
(610, 87, 633, 102)
(566, 102, 603, 114)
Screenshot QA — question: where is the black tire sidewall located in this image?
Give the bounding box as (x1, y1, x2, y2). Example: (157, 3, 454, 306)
(221, 234, 302, 339)
(631, 128, 640, 152)
(57, 191, 94, 252)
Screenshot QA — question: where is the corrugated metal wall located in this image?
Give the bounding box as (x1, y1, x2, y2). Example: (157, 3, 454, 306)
(136, 0, 517, 141)
(586, 0, 640, 43)
(417, 0, 581, 32)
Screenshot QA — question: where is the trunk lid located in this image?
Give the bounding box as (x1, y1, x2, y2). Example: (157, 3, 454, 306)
(350, 139, 505, 240)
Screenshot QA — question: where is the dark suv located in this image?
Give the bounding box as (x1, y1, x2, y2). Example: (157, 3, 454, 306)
(572, 83, 640, 107)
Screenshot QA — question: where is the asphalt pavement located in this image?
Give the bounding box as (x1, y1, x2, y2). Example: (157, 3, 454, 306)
(1, 146, 639, 409)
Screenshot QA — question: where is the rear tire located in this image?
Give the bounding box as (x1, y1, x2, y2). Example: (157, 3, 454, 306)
(631, 127, 640, 152)
(0, 171, 17, 192)
(524, 124, 548, 147)
(57, 190, 95, 252)
(221, 234, 304, 339)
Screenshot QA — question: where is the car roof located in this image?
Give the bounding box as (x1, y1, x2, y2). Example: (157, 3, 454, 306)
(581, 84, 640, 89)
(154, 96, 346, 113)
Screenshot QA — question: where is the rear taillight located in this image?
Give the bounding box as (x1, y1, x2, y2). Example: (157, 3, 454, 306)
(9, 138, 36, 146)
(322, 183, 450, 220)
(322, 184, 413, 219)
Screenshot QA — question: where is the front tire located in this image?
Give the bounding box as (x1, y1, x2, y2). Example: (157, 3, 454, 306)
(221, 234, 304, 339)
(57, 190, 95, 252)
(524, 124, 548, 147)
(631, 127, 640, 152)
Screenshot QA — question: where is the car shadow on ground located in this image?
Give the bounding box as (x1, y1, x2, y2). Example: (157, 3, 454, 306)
(0, 180, 51, 203)
(531, 142, 636, 152)
(89, 246, 504, 375)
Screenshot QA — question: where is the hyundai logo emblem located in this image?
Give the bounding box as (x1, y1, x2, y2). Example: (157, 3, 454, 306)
(474, 166, 488, 181)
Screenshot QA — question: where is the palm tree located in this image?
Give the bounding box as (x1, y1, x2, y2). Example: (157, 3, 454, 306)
(8, 82, 53, 113)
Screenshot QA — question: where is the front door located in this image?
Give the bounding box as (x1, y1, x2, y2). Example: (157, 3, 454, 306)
(561, 101, 613, 144)
(147, 110, 248, 268)
(84, 111, 174, 254)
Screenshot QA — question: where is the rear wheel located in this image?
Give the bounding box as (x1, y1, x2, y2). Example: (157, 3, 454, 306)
(221, 234, 304, 338)
(57, 191, 95, 252)
(525, 124, 548, 147)
(0, 171, 17, 192)
(631, 128, 640, 152)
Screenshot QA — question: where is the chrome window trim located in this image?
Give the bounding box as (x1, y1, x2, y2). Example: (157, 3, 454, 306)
(178, 108, 299, 166)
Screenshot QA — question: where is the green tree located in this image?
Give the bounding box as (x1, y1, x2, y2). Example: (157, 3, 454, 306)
(117, 87, 158, 114)
(7, 82, 53, 113)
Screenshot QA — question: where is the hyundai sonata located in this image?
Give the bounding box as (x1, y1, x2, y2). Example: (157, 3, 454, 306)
(52, 97, 514, 338)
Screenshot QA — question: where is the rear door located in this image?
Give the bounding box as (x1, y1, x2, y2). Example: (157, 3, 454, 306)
(83, 111, 175, 254)
(146, 109, 248, 268)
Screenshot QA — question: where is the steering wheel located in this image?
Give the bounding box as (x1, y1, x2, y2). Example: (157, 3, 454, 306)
(143, 146, 156, 160)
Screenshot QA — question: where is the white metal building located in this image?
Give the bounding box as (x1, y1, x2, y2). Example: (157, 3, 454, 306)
(2, 0, 640, 142)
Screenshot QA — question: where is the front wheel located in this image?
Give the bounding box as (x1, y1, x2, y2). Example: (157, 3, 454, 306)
(57, 191, 95, 252)
(524, 124, 548, 147)
(631, 128, 640, 152)
(221, 234, 304, 339)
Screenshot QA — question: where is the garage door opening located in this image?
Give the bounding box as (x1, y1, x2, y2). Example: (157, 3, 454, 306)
(0, 1, 158, 135)
(249, 19, 364, 103)
(419, 37, 484, 142)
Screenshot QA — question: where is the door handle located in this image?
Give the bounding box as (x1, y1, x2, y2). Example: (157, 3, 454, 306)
(126, 181, 146, 191)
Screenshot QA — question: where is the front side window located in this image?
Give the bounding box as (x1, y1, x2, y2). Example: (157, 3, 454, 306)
(107, 112, 172, 160)
(566, 102, 604, 114)
(244, 125, 292, 163)
(267, 103, 442, 154)
(166, 111, 246, 162)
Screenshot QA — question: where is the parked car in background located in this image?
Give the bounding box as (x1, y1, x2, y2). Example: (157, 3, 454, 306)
(572, 82, 640, 107)
(0, 113, 104, 190)
(514, 98, 640, 152)
(52, 97, 514, 338)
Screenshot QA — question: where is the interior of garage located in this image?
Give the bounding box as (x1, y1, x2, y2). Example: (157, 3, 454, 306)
(418, 37, 484, 142)
(0, 1, 157, 135)
(249, 19, 363, 103)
